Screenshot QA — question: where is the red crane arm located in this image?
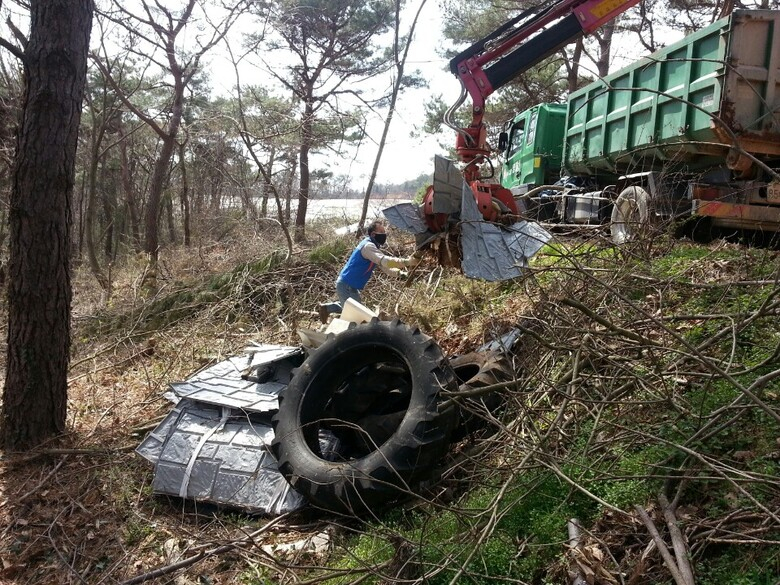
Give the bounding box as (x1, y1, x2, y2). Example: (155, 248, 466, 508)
(449, 0, 641, 162)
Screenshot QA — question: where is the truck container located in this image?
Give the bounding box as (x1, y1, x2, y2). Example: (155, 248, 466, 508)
(500, 9, 780, 242)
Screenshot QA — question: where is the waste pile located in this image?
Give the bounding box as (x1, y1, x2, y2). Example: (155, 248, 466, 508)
(137, 300, 516, 516)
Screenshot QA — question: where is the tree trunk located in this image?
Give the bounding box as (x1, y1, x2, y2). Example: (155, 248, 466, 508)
(285, 158, 297, 225)
(75, 161, 87, 259)
(178, 141, 191, 247)
(294, 101, 314, 242)
(100, 159, 116, 260)
(144, 133, 176, 265)
(144, 75, 184, 265)
(2, 0, 93, 450)
(165, 192, 176, 245)
(119, 126, 141, 251)
(85, 137, 109, 290)
(596, 20, 616, 78)
(261, 146, 275, 217)
(565, 39, 583, 93)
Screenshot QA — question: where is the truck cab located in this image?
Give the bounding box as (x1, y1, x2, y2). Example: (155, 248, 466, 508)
(499, 103, 567, 193)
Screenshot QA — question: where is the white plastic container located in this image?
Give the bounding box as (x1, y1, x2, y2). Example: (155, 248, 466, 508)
(341, 298, 377, 323)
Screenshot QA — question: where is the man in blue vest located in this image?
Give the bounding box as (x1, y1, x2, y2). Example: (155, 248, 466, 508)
(318, 220, 418, 323)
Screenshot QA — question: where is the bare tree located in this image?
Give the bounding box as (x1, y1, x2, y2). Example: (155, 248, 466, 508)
(562, 38, 584, 92)
(1, 0, 93, 450)
(226, 43, 297, 256)
(357, 0, 428, 235)
(93, 0, 244, 274)
(82, 65, 124, 292)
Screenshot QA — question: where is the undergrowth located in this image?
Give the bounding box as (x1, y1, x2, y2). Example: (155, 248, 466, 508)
(2, 225, 778, 584)
(321, 235, 780, 584)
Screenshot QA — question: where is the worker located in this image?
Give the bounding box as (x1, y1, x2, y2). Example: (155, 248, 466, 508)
(318, 220, 419, 323)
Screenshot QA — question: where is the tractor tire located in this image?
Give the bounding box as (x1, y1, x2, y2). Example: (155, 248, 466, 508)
(448, 351, 514, 441)
(271, 319, 460, 515)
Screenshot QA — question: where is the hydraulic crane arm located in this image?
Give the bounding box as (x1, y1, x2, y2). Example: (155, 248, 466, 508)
(448, 0, 641, 162)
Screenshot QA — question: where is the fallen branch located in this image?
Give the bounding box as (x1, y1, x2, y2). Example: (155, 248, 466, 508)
(634, 504, 693, 585)
(659, 493, 695, 585)
(567, 518, 588, 585)
(16, 456, 69, 503)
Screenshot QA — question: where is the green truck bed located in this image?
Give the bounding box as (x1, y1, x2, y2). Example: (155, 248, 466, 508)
(564, 9, 780, 176)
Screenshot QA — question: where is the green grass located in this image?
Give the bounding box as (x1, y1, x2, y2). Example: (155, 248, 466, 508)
(308, 237, 352, 264)
(697, 548, 780, 585)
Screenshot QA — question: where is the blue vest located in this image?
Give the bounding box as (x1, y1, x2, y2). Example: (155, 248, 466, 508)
(339, 238, 377, 289)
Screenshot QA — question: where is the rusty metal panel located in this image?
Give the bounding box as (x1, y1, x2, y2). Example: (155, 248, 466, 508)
(695, 199, 780, 230)
(722, 10, 780, 151)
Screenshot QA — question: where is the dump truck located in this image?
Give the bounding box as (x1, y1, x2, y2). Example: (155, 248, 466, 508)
(499, 9, 780, 243)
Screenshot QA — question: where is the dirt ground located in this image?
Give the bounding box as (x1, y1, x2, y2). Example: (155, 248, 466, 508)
(0, 228, 344, 584)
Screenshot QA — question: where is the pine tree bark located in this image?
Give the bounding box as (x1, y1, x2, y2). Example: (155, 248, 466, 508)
(2, 0, 93, 449)
(178, 141, 191, 247)
(294, 100, 314, 243)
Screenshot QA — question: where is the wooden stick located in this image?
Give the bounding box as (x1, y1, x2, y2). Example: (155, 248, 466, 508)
(659, 494, 695, 585)
(567, 518, 588, 585)
(634, 505, 689, 585)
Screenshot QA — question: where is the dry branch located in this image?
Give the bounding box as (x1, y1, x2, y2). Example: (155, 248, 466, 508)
(634, 504, 692, 585)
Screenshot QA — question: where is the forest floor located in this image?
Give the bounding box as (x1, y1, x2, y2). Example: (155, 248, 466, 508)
(0, 217, 778, 584)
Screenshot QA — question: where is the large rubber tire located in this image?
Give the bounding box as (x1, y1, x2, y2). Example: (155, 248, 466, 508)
(611, 186, 651, 244)
(271, 319, 460, 515)
(448, 351, 514, 441)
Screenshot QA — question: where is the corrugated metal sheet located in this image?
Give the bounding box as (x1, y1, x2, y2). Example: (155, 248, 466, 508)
(383, 157, 550, 282)
(460, 180, 551, 281)
(136, 346, 309, 515)
(147, 399, 304, 515)
(168, 344, 302, 413)
(431, 156, 465, 214)
(381, 202, 427, 234)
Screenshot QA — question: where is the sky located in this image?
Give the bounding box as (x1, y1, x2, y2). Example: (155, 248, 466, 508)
(0, 0, 453, 187)
(283, 0, 673, 188)
(345, 0, 462, 185)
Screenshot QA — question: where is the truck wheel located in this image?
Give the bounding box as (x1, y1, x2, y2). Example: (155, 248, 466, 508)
(611, 186, 650, 244)
(271, 319, 459, 515)
(448, 351, 514, 441)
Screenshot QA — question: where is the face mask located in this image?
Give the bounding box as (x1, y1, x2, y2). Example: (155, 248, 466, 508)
(371, 233, 387, 247)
